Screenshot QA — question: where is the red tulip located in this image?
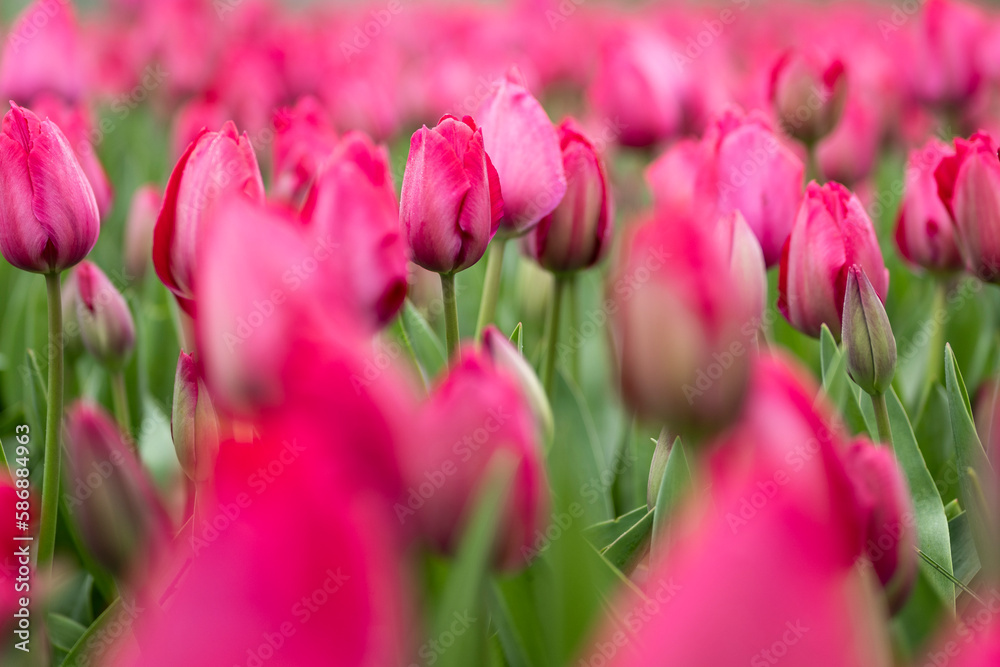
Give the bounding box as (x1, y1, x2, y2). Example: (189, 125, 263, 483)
(778, 181, 888, 340)
(896, 138, 964, 273)
(0, 0, 87, 104)
(123, 185, 162, 284)
(770, 49, 847, 145)
(401, 347, 549, 571)
(171, 350, 219, 483)
(906, 0, 986, 108)
(476, 69, 566, 236)
(301, 131, 409, 327)
(935, 131, 1000, 282)
(400, 114, 503, 273)
(153, 121, 265, 315)
(522, 117, 613, 273)
(0, 102, 99, 274)
(271, 96, 339, 205)
(73, 261, 136, 371)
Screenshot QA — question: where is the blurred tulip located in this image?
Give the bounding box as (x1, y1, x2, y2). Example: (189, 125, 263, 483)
(171, 351, 220, 483)
(0, 477, 20, 625)
(645, 139, 703, 215)
(402, 347, 548, 571)
(171, 96, 230, 160)
(522, 117, 613, 273)
(482, 325, 553, 441)
(301, 132, 409, 327)
(715, 210, 768, 321)
(694, 108, 804, 266)
(271, 96, 339, 205)
(0, 0, 86, 104)
(63, 402, 170, 581)
(906, 0, 986, 108)
(817, 92, 883, 185)
(770, 49, 847, 146)
(609, 215, 755, 437)
(400, 114, 503, 273)
(895, 138, 963, 273)
(74, 261, 135, 371)
(123, 185, 162, 284)
(842, 265, 896, 397)
(153, 121, 264, 315)
(935, 131, 1000, 282)
(476, 69, 566, 236)
(0, 102, 99, 274)
(779, 181, 888, 339)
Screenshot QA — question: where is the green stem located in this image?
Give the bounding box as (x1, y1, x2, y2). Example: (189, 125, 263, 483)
(805, 141, 822, 184)
(541, 277, 567, 396)
(38, 272, 64, 570)
(441, 272, 460, 363)
(475, 240, 507, 338)
(393, 316, 425, 390)
(567, 274, 580, 384)
(872, 392, 894, 450)
(111, 371, 132, 441)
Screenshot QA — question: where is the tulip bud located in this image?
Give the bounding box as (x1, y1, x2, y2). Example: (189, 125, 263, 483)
(401, 114, 503, 274)
(0, 102, 100, 274)
(779, 181, 888, 340)
(522, 118, 613, 273)
(646, 139, 703, 215)
(845, 438, 918, 614)
(271, 96, 339, 205)
(63, 402, 170, 580)
(73, 261, 135, 370)
(124, 185, 162, 284)
(172, 351, 220, 483)
(0, 1, 86, 105)
(935, 132, 1000, 282)
(907, 0, 986, 108)
(895, 139, 963, 273)
(476, 69, 567, 236)
(714, 211, 768, 321)
(770, 50, 847, 146)
(842, 266, 896, 396)
(153, 121, 265, 315)
(481, 326, 553, 442)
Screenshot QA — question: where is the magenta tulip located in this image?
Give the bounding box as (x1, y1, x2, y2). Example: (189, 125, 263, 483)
(123, 185, 162, 284)
(896, 138, 964, 273)
(770, 49, 847, 145)
(715, 210, 768, 321)
(906, 0, 986, 108)
(171, 350, 219, 483)
(73, 261, 135, 370)
(645, 138, 703, 216)
(0, 0, 86, 104)
(271, 96, 339, 205)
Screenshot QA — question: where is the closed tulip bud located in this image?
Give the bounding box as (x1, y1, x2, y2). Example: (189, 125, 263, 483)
(172, 351, 220, 483)
(0, 1, 86, 104)
(779, 181, 888, 340)
(935, 132, 1000, 282)
(895, 139, 963, 273)
(401, 114, 503, 273)
(74, 261, 135, 370)
(0, 102, 99, 274)
(845, 438, 918, 614)
(842, 266, 896, 396)
(271, 96, 339, 205)
(124, 185, 162, 284)
(153, 121, 265, 315)
(476, 69, 567, 236)
(770, 50, 847, 146)
(482, 326, 553, 441)
(522, 118, 613, 273)
(63, 402, 170, 580)
(715, 211, 768, 321)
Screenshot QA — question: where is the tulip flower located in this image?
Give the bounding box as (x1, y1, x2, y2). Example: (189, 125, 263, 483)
(301, 131, 409, 328)
(522, 118, 613, 274)
(482, 325, 553, 441)
(817, 93, 883, 186)
(906, 0, 986, 108)
(842, 265, 897, 398)
(645, 139, 703, 216)
(171, 351, 220, 483)
(271, 96, 339, 204)
(0, 0, 87, 104)
(63, 402, 170, 582)
(715, 210, 768, 321)
(401, 114, 503, 274)
(779, 181, 888, 340)
(608, 215, 755, 437)
(123, 185, 162, 284)
(0, 102, 100, 275)
(770, 49, 847, 146)
(153, 121, 265, 315)
(895, 138, 964, 273)
(476, 69, 566, 236)
(694, 108, 804, 266)
(935, 131, 1000, 282)
(401, 347, 549, 571)
(74, 261, 136, 371)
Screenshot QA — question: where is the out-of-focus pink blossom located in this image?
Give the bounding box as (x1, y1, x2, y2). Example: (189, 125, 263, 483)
(271, 96, 339, 205)
(124, 185, 162, 284)
(0, 0, 87, 104)
(817, 92, 883, 185)
(905, 0, 986, 108)
(645, 139, 703, 216)
(715, 210, 768, 321)
(770, 49, 847, 145)
(74, 260, 136, 370)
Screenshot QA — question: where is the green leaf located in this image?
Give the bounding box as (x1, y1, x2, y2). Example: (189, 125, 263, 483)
(401, 299, 447, 382)
(601, 509, 653, 573)
(137, 397, 182, 499)
(47, 613, 87, 653)
(487, 580, 536, 667)
(583, 506, 648, 549)
(61, 596, 123, 666)
(818, 325, 876, 437)
(652, 437, 691, 553)
(948, 512, 981, 587)
(510, 322, 523, 356)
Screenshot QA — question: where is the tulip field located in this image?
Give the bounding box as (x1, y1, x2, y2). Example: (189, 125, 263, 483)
(6, 0, 1000, 665)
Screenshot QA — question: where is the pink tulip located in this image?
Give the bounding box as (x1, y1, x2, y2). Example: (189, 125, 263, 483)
(171, 350, 219, 483)
(715, 210, 768, 321)
(608, 215, 755, 436)
(170, 96, 230, 160)
(645, 139, 703, 216)
(0, 102, 99, 274)
(301, 131, 409, 327)
(476, 69, 567, 236)
(921, 601, 1000, 665)
(694, 108, 805, 266)
(400, 114, 503, 273)
(583, 355, 892, 667)
(401, 347, 549, 571)
(778, 181, 888, 340)
(817, 92, 883, 186)
(123, 185, 162, 284)
(0, 0, 86, 104)
(271, 96, 339, 205)
(906, 0, 986, 108)
(895, 138, 964, 273)
(522, 117, 613, 273)
(770, 49, 847, 145)
(935, 131, 1000, 282)
(74, 261, 135, 371)
(153, 121, 265, 315)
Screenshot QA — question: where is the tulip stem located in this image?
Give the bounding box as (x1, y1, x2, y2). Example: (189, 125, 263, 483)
(916, 280, 948, 421)
(39, 272, 65, 571)
(804, 141, 822, 184)
(541, 277, 567, 396)
(871, 392, 894, 450)
(475, 240, 507, 338)
(111, 371, 133, 442)
(441, 272, 460, 362)
(567, 274, 580, 384)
